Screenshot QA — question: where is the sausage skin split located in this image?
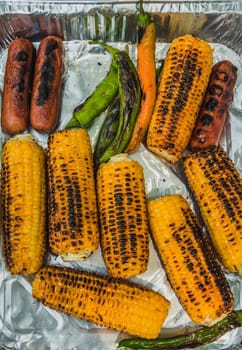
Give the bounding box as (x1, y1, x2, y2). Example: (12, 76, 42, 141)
(30, 35, 63, 133)
(189, 60, 237, 151)
(1, 38, 35, 135)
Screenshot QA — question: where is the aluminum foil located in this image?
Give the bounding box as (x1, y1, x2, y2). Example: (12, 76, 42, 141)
(0, 1, 241, 349)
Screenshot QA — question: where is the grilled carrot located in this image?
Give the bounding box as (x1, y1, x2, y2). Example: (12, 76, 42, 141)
(125, 0, 156, 152)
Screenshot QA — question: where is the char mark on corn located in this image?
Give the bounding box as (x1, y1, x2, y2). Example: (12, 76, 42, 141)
(148, 194, 234, 326)
(96, 153, 149, 279)
(183, 145, 242, 275)
(47, 129, 99, 261)
(147, 35, 213, 163)
(32, 266, 170, 339)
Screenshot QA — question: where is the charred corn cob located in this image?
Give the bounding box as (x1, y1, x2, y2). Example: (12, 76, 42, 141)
(148, 194, 234, 326)
(1, 134, 46, 275)
(47, 129, 99, 261)
(183, 145, 242, 275)
(32, 266, 170, 339)
(96, 153, 149, 278)
(147, 35, 213, 163)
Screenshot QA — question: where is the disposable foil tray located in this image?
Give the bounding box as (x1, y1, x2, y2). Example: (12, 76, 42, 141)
(0, 1, 241, 349)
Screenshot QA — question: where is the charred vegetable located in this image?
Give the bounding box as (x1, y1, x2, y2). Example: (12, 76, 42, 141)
(118, 310, 242, 349)
(32, 265, 170, 340)
(1, 134, 46, 275)
(147, 35, 213, 163)
(96, 153, 149, 279)
(93, 42, 141, 163)
(148, 194, 234, 326)
(183, 145, 242, 275)
(94, 96, 121, 171)
(126, 0, 156, 152)
(47, 129, 99, 261)
(65, 58, 119, 128)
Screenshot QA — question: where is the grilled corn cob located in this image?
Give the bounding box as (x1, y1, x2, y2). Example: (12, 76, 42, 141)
(1, 134, 46, 275)
(147, 35, 213, 163)
(183, 145, 242, 275)
(32, 266, 170, 339)
(148, 194, 234, 326)
(47, 129, 99, 261)
(96, 153, 149, 278)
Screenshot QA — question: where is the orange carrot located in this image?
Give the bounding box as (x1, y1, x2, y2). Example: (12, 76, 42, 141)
(125, 0, 156, 152)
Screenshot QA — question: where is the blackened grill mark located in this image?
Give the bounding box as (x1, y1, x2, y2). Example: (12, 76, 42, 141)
(204, 98, 218, 112)
(142, 92, 146, 101)
(160, 54, 198, 144)
(19, 64, 27, 75)
(200, 114, 213, 126)
(37, 56, 55, 105)
(137, 26, 146, 44)
(192, 147, 241, 250)
(181, 205, 233, 309)
(114, 52, 140, 147)
(14, 79, 25, 93)
(12, 62, 28, 94)
(209, 84, 223, 96)
(160, 105, 168, 116)
(15, 50, 28, 61)
(45, 40, 58, 55)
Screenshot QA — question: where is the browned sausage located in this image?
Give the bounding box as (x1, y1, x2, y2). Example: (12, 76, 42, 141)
(189, 60, 237, 151)
(1, 38, 35, 135)
(30, 35, 63, 132)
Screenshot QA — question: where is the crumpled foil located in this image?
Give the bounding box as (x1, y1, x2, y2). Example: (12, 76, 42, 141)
(0, 1, 241, 349)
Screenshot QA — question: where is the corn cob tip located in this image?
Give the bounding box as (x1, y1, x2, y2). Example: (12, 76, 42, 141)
(109, 153, 130, 163)
(6, 133, 35, 143)
(61, 249, 93, 262)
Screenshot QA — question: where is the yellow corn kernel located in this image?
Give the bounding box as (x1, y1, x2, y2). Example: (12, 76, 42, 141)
(147, 35, 213, 163)
(183, 145, 242, 275)
(96, 153, 149, 279)
(47, 128, 99, 261)
(1, 134, 46, 275)
(148, 194, 234, 326)
(32, 266, 170, 339)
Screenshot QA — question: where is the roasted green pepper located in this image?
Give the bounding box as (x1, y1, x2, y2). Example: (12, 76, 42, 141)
(95, 42, 141, 163)
(118, 310, 242, 350)
(65, 59, 119, 129)
(94, 95, 120, 171)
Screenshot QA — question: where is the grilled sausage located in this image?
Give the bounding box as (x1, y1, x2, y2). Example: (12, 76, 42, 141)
(1, 38, 35, 135)
(30, 35, 63, 132)
(189, 60, 237, 151)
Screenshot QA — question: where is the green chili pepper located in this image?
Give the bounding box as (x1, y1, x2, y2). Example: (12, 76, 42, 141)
(137, 0, 151, 28)
(118, 310, 242, 350)
(94, 95, 121, 171)
(93, 42, 141, 163)
(65, 59, 119, 129)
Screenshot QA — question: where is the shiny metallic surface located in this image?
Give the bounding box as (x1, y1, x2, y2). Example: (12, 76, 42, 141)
(0, 2, 241, 349)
